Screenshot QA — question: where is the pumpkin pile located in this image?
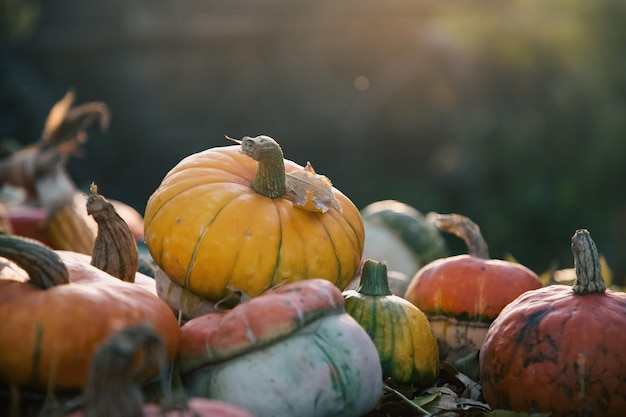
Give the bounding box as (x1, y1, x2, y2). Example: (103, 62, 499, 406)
(3, 92, 625, 417)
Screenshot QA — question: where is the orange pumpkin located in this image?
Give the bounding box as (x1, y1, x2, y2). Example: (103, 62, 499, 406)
(62, 323, 255, 417)
(479, 229, 626, 416)
(0, 234, 180, 392)
(144, 135, 364, 310)
(404, 213, 542, 360)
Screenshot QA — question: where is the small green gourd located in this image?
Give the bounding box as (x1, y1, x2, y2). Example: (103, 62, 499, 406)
(342, 259, 440, 387)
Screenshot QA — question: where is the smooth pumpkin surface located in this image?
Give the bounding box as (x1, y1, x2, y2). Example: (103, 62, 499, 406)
(141, 400, 257, 417)
(57, 250, 157, 294)
(185, 315, 382, 417)
(66, 400, 256, 417)
(178, 278, 354, 368)
(178, 279, 383, 417)
(0, 237, 180, 392)
(479, 229, 626, 416)
(144, 142, 364, 304)
(406, 255, 542, 322)
(404, 213, 542, 360)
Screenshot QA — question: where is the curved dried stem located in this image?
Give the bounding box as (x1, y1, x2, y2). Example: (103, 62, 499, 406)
(426, 213, 489, 259)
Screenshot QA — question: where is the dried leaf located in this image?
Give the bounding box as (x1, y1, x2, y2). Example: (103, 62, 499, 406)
(284, 162, 341, 214)
(42, 90, 110, 147)
(42, 90, 75, 143)
(421, 386, 491, 416)
(451, 351, 481, 393)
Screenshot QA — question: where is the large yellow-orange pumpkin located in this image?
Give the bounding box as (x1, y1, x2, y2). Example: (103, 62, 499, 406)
(144, 136, 364, 306)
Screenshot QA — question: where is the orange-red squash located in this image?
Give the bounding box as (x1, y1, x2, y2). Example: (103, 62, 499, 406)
(479, 229, 626, 416)
(404, 213, 542, 360)
(63, 323, 255, 417)
(0, 234, 180, 392)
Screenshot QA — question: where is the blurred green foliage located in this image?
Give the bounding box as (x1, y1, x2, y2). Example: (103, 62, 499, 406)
(431, 0, 626, 283)
(341, 0, 626, 283)
(0, 0, 39, 40)
(2, 0, 626, 283)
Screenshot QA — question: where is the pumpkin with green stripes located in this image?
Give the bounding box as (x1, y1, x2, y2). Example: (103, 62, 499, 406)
(144, 135, 364, 314)
(343, 259, 439, 387)
(360, 200, 448, 280)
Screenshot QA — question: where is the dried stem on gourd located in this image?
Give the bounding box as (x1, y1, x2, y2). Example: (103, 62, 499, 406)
(0, 233, 69, 289)
(426, 213, 490, 259)
(571, 229, 606, 295)
(227, 135, 286, 198)
(357, 259, 393, 296)
(0, 90, 108, 255)
(82, 323, 166, 417)
(87, 183, 139, 283)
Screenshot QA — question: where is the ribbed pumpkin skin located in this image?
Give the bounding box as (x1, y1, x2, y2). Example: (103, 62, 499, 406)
(343, 291, 439, 387)
(144, 145, 364, 302)
(479, 285, 626, 416)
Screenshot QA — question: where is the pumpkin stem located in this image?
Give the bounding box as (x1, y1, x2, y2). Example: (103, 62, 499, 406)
(357, 259, 393, 296)
(426, 213, 489, 259)
(0, 233, 69, 289)
(237, 135, 286, 198)
(83, 322, 167, 417)
(571, 229, 606, 295)
(87, 182, 139, 283)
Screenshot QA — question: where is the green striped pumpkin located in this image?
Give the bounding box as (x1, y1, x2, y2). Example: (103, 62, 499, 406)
(343, 259, 440, 387)
(360, 200, 448, 279)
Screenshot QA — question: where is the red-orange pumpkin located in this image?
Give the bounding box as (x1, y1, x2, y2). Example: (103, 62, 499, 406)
(0, 234, 180, 392)
(404, 213, 542, 360)
(63, 323, 255, 417)
(479, 229, 626, 416)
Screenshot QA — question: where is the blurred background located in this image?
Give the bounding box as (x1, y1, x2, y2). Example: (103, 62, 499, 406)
(2, 0, 625, 284)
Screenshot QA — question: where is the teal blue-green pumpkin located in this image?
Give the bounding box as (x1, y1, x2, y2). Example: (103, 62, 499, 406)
(342, 259, 440, 387)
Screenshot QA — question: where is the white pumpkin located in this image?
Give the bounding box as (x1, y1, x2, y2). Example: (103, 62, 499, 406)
(177, 279, 383, 417)
(360, 200, 448, 278)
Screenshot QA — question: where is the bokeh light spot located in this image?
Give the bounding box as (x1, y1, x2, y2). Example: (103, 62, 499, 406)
(354, 75, 370, 91)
